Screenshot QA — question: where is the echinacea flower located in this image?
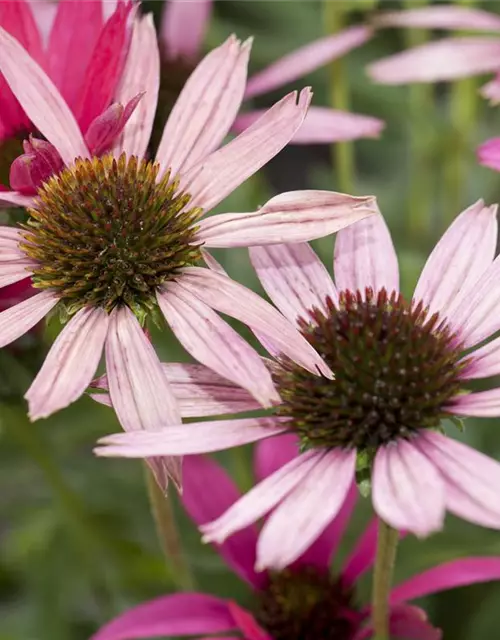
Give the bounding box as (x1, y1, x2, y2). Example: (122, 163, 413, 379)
(96, 199, 500, 566)
(367, 5, 500, 103)
(90, 445, 500, 640)
(0, 16, 378, 489)
(157, 0, 384, 145)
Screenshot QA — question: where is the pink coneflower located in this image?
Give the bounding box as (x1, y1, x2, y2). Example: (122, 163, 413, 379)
(367, 5, 500, 103)
(0, 16, 378, 489)
(157, 0, 384, 145)
(96, 199, 500, 565)
(90, 445, 500, 640)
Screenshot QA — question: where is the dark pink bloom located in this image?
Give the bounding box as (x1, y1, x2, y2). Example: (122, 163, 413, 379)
(90, 443, 500, 640)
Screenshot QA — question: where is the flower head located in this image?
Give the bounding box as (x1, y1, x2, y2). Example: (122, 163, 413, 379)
(96, 199, 500, 562)
(0, 15, 378, 490)
(90, 444, 500, 640)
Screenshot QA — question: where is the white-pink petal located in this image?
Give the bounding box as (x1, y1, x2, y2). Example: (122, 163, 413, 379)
(157, 283, 280, 408)
(249, 243, 337, 325)
(446, 389, 500, 417)
(25, 306, 109, 420)
(196, 190, 378, 247)
(369, 38, 500, 85)
(0, 191, 36, 209)
(157, 35, 250, 178)
(160, 0, 212, 61)
(0, 262, 34, 288)
(0, 227, 28, 261)
(372, 439, 446, 537)
(461, 337, 500, 380)
(0, 27, 88, 164)
(184, 88, 312, 213)
(374, 7, 500, 31)
(414, 200, 498, 322)
(334, 211, 399, 295)
(245, 26, 372, 99)
(256, 448, 356, 570)
(0, 290, 57, 347)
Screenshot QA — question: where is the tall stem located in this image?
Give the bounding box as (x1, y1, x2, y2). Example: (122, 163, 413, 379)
(145, 466, 195, 590)
(324, 0, 354, 194)
(372, 519, 399, 640)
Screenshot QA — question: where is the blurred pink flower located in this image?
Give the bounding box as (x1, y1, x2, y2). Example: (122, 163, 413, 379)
(159, 0, 384, 144)
(368, 5, 500, 103)
(478, 137, 500, 171)
(96, 199, 500, 565)
(90, 446, 500, 640)
(0, 18, 378, 490)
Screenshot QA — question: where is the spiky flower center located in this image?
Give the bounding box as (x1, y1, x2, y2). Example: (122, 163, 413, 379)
(274, 288, 465, 451)
(255, 567, 361, 640)
(20, 153, 203, 317)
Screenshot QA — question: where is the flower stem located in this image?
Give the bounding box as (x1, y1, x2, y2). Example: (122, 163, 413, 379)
(145, 466, 195, 590)
(324, 0, 354, 194)
(372, 519, 399, 640)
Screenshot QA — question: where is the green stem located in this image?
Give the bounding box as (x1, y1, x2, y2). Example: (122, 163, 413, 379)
(145, 466, 195, 590)
(372, 519, 399, 640)
(324, 0, 354, 194)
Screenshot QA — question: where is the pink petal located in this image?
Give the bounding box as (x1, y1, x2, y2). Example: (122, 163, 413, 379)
(461, 336, 500, 380)
(156, 35, 250, 178)
(245, 26, 372, 99)
(228, 602, 271, 640)
(201, 451, 321, 544)
(90, 593, 235, 640)
(0, 25, 88, 164)
(334, 211, 399, 295)
(256, 448, 356, 570)
(25, 306, 109, 420)
(95, 418, 288, 458)
(477, 137, 500, 171)
(369, 37, 500, 85)
(112, 14, 159, 159)
(417, 431, 500, 529)
(0, 289, 57, 347)
(157, 283, 279, 408)
(176, 266, 332, 377)
(374, 6, 500, 31)
(233, 106, 384, 144)
(47, 0, 103, 112)
(182, 455, 264, 588)
(391, 557, 500, 605)
(0, 261, 34, 288)
(0, 190, 35, 208)
(384, 605, 441, 640)
(481, 74, 500, 104)
(184, 88, 312, 213)
(249, 243, 337, 325)
(160, 0, 213, 60)
(254, 433, 300, 481)
(342, 518, 378, 587)
(197, 190, 378, 248)
(447, 388, 500, 417)
(0, 227, 26, 260)
(414, 200, 498, 321)
(372, 439, 446, 537)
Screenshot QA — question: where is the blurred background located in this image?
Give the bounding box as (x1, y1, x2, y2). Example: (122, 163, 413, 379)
(3, 1, 500, 638)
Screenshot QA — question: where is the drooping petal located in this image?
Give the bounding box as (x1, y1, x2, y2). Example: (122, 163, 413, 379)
(417, 431, 500, 529)
(334, 210, 399, 295)
(156, 35, 250, 178)
(182, 455, 265, 588)
(25, 307, 108, 420)
(256, 448, 356, 570)
(160, 0, 212, 61)
(95, 418, 289, 458)
(90, 593, 236, 640)
(157, 283, 279, 407)
(414, 200, 498, 321)
(183, 88, 312, 213)
(196, 190, 378, 247)
(0, 262, 34, 288)
(369, 37, 500, 85)
(477, 137, 500, 171)
(0, 26, 88, 164)
(176, 267, 332, 377)
(0, 227, 26, 260)
(447, 388, 500, 417)
(201, 451, 321, 544)
(253, 433, 300, 481)
(390, 557, 500, 605)
(342, 518, 378, 587)
(112, 14, 159, 158)
(374, 6, 500, 31)
(0, 289, 57, 347)
(461, 336, 500, 380)
(245, 26, 372, 99)
(372, 439, 446, 537)
(0, 191, 35, 208)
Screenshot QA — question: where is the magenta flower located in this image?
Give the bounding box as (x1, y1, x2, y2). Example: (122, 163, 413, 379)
(368, 5, 500, 102)
(96, 199, 500, 564)
(90, 445, 500, 640)
(158, 0, 384, 144)
(0, 16, 378, 489)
